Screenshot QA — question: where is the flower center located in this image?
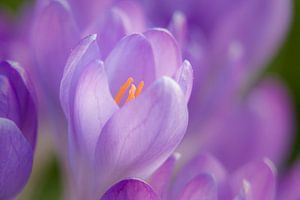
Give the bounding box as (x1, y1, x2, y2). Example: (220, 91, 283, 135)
(114, 77, 144, 105)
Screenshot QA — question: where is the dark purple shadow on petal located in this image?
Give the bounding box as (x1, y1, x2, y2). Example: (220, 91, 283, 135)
(100, 179, 160, 200)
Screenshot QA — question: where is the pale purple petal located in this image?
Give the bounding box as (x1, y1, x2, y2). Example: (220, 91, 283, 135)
(32, 0, 80, 103)
(230, 159, 276, 200)
(73, 60, 117, 159)
(0, 118, 33, 199)
(149, 153, 180, 199)
(168, 11, 187, 48)
(144, 28, 182, 78)
(60, 34, 100, 119)
(178, 174, 217, 200)
(171, 153, 227, 199)
(175, 60, 193, 102)
(104, 34, 156, 96)
(95, 77, 188, 193)
(100, 179, 160, 200)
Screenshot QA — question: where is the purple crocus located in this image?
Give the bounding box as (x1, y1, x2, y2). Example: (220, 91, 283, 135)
(0, 61, 37, 199)
(100, 153, 276, 200)
(138, 0, 293, 171)
(60, 28, 192, 199)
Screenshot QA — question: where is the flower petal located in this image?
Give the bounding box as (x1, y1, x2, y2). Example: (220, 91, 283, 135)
(95, 77, 188, 193)
(32, 0, 80, 103)
(149, 153, 180, 199)
(175, 60, 193, 102)
(0, 118, 33, 199)
(171, 153, 227, 199)
(100, 179, 160, 200)
(104, 34, 156, 96)
(230, 159, 276, 200)
(211, 0, 292, 72)
(60, 34, 100, 119)
(178, 174, 217, 200)
(144, 28, 182, 78)
(0, 61, 37, 149)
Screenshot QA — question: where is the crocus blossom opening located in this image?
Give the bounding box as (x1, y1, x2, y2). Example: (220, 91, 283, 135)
(114, 77, 145, 105)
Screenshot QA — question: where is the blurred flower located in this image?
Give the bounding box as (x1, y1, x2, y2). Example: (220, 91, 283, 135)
(60, 30, 192, 199)
(0, 61, 37, 199)
(101, 153, 276, 200)
(139, 0, 294, 170)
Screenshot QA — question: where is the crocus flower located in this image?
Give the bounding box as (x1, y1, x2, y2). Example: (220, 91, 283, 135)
(0, 61, 37, 199)
(139, 0, 293, 170)
(60, 27, 192, 199)
(100, 153, 276, 200)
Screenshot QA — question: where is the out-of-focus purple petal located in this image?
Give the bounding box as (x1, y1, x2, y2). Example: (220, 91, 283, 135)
(278, 160, 300, 200)
(246, 78, 293, 165)
(211, 0, 292, 72)
(149, 153, 180, 199)
(168, 11, 187, 48)
(95, 77, 188, 193)
(67, 0, 111, 29)
(100, 179, 160, 200)
(178, 174, 217, 200)
(115, 0, 146, 33)
(32, 0, 80, 103)
(175, 60, 193, 102)
(0, 118, 33, 199)
(230, 159, 276, 200)
(171, 153, 227, 199)
(144, 29, 182, 78)
(200, 78, 293, 171)
(96, 9, 127, 59)
(0, 61, 37, 149)
(104, 34, 155, 96)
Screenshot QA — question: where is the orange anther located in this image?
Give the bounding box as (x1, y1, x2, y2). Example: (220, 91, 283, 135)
(114, 77, 134, 104)
(135, 81, 144, 97)
(126, 84, 136, 103)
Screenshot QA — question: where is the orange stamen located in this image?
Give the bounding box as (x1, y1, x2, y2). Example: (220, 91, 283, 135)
(135, 81, 144, 97)
(114, 77, 134, 104)
(126, 84, 136, 103)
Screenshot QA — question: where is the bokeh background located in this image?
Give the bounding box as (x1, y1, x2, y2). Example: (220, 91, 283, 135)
(0, 0, 299, 199)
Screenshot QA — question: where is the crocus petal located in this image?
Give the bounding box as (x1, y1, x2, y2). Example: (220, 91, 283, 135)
(175, 60, 193, 102)
(144, 28, 182, 78)
(178, 174, 217, 200)
(0, 118, 33, 199)
(96, 9, 127, 59)
(104, 34, 156, 96)
(0, 61, 37, 149)
(68, 0, 111, 29)
(168, 11, 187, 48)
(149, 153, 180, 199)
(114, 0, 146, 33)
(171, 153, 227, 199)
(230, 159, 276, 200)
(60, 34, 100, 119)
(100, 179, 160, 200)
(32, 0, 80, 103)
(211, 0, 292, 72)
(73, 60, 117, 158)
(95, 77, 188, 193)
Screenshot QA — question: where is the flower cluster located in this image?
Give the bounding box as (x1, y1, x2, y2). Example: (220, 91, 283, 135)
(0, 0, 298, 199)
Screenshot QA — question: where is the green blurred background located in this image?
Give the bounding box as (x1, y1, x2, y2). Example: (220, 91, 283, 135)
(0, 0, 299, 199)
